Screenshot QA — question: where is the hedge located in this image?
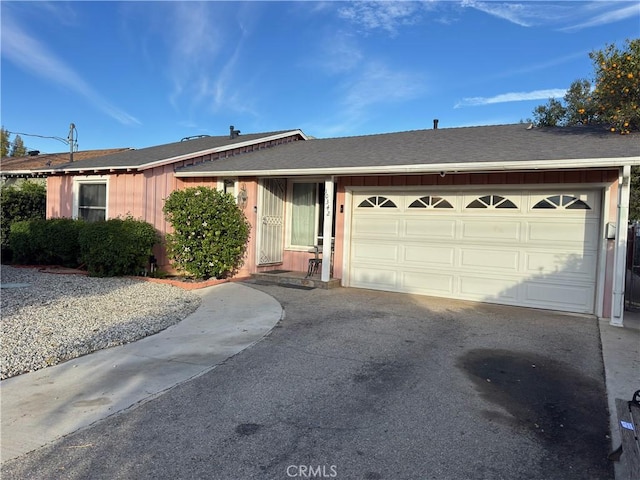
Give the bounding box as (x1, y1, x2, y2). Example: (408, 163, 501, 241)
(9, 216, 159, 277)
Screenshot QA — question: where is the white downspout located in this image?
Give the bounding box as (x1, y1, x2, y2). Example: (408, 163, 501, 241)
(321, 177, 334, 282)
(611, 165, 631, 327)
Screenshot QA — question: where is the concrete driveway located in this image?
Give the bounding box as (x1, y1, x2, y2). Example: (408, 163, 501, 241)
(1, 284, 612, 480)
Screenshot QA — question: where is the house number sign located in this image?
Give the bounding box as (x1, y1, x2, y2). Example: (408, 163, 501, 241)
(325, 189, 331, 217)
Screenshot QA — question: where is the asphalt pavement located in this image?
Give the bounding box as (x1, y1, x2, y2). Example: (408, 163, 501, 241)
(1, 281, 639, 480)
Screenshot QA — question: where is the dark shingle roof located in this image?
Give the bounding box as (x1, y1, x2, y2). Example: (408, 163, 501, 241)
(175, 124, 640, 176)
(39, 131, 295, 172)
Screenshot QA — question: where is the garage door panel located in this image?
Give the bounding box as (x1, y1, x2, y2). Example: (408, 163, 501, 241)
(404, 219, 456, 239)
(459, 275, 519, 301)
(523, 282, 593, 312)
(528, 192, 600, 216)
(349, 189, 600, 314)
(525, 251, 597, 277)
(404, 245, 455, 266)
(351, 241, 399, 263)
(351, 267, 397, 289)
(461, 220, 521, 241)
(527, 221, 599, 248)
(460, 248, 519, 271)
(353, 217, 399, 237)
(401, 270, 454, 295)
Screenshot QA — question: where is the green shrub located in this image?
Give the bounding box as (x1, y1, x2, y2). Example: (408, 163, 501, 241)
(1, 182, 46, 256)
(8, 218, 84, 266)
(8, 220, 39, 265)
(78, 217, 159, 276)
(163, 186, 251, 279)
(43, 218, 85, 266)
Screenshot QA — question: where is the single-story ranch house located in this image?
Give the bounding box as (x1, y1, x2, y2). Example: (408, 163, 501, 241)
(40, 123, 640, 325)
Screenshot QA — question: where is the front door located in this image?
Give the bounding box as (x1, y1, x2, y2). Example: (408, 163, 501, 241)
(257, 178, 285, 265)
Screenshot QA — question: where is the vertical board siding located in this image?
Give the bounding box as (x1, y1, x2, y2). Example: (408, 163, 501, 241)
(46, 176, 73, 218)
(109, 173, 145, 219)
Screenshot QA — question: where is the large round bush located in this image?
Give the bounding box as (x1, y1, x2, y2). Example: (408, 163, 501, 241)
(163, 186, 251, 279)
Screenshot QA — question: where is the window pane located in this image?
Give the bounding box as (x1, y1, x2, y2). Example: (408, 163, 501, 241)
(79, 184, 106, 208)
(79, 207, 106, 222)
(291, 183, 316, 246)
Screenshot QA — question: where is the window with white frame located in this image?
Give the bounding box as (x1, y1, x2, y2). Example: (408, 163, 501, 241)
(76, 180, 107, 222)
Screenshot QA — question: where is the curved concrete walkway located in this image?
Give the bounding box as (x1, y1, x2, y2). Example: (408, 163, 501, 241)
(0, 282, 283, 464)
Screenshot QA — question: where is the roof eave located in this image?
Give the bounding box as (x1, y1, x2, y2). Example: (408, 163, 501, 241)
(44, 129, 307, 175)
(1, 170, 48, 177)
(175, 156, 640, 178)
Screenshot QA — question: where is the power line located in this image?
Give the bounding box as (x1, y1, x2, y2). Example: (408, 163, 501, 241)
(6, 131, 69, 145)
(6, 123, 78, 161)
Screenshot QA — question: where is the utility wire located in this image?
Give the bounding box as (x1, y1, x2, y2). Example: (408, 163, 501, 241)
(6, 131, 70, 145)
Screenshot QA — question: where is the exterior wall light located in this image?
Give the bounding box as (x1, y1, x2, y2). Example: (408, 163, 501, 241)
(237, 184, 248, 209)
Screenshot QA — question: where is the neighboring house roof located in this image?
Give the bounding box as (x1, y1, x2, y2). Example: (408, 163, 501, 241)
(1, 149, 131, 178)
(175, 123, 640, 178)
(39, 130, 305, 174)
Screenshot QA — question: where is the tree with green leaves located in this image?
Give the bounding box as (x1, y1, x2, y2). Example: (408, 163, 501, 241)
(563, 79, 596, 125)
(9, 135, 27, 157)
(1, 127, 10, 157)
(532, 38, 639, 133)
(532, 98, 566, 127)
(590, 38, 639, 134)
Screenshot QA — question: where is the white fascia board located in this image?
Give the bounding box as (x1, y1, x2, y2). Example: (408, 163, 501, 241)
(175, 156, 640, 178)
(41, 130, 307, 175)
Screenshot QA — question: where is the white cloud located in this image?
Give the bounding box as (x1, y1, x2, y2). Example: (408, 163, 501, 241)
(313, 32, 364, 74)
(0, 18, 140, 126)
(312, 62, 425, 135)
(343, 63, 425, 112)
(160, 2, 260, 121)
(461, 0, 533, 27)
(337, 1, 424, 34)
(562, 3, 640, 31)
(460, 0, 638, 30)
(333, 1, 637, 33)
(455, 89, 567, 108)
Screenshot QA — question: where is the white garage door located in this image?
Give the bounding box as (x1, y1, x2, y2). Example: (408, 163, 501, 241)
(348, 190, 601, 314)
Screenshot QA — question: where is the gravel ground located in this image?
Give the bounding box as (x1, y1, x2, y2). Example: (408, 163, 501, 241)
(0, 265, 201, 380)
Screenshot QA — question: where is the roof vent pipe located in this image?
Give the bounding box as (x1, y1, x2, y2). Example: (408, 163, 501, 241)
(229, 125, 241, 139)
(433, 119, 439, 130)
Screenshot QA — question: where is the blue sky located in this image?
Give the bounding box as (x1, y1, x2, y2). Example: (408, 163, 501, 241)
(1, 1, 638, 154)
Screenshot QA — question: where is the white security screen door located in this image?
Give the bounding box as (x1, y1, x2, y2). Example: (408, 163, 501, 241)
(257, 178, 285, 265)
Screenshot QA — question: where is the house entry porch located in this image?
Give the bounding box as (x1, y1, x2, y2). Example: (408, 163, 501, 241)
(250, 269, 341, 290)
